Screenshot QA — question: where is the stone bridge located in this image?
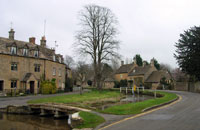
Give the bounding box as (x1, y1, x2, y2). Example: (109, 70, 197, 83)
(29, 103, 90, 118)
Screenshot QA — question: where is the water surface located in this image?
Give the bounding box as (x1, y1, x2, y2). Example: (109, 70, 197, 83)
(0, 113, 71, 130)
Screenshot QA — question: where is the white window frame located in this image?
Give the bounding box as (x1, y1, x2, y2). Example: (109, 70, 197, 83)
(11, 46, 17, 55)
(23, 48, 28, 56)
(53, 67, 56, 76)
(53, 55, 56, 61)
(59, 68, 62, 77)
(34, 50, 39, 57)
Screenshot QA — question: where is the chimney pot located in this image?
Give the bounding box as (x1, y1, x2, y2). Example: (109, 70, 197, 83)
(121, 61, 124, 66)
(29, 37, 36, 44)
(9, 29, 15, 40)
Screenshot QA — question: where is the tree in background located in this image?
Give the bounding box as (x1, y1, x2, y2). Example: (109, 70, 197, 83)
(154, 59, 160, 70)
(134, 54, 143, 66)
(102, 63, 113, 80)
(174, 26, 200, 80)
(64, 55, 75, 68)
(160, 63, 172, 72)
(74, 4, 120, 89)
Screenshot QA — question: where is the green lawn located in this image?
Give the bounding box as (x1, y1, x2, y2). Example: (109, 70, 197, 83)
(100, 91, 178, 115)
(77, 111, 105, 128)
(28, 90, 121, 104)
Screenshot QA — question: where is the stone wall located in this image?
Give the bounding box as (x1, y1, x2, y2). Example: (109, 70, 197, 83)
(0, 54, 66, 93)
(174, 82, 188, 91)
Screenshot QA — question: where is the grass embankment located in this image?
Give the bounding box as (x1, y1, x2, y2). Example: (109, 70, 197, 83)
(77, 111, 105, 128)
(100, 91, 178, 115)
(28, 90, 121, 104)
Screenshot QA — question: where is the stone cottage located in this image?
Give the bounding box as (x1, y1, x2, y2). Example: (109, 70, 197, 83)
(0, 28, 66, 94)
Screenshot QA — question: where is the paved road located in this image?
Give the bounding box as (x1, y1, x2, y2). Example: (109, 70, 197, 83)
(0, 91, 86, 108)
(101, 91, 200, 130)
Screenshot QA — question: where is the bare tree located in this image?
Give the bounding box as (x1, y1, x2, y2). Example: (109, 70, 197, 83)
(75, 61, 88, 94)
(160, 63, 173, 72)
(64, 55, 75, 68)
(74, 4, 120, 89)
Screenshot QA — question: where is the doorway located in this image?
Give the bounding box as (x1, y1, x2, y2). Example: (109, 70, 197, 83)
(0, 81, 3, 91)
(30, 81, 35, 94)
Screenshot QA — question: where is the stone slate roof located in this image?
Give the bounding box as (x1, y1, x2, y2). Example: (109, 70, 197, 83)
(115, 64, 134, 74)
(22, 73, 39, 81)
(145, 70, 172, 83)
(128, 65, 152, 76)
(104, 77, 115, 82)
(0, 37, 63, 63)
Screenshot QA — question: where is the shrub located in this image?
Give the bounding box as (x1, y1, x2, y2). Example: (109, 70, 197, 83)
(119, 79, 128, 87)
(114, 81, 120, 88)
(87, 80, 92, 86)
(40, 79, 57, 94)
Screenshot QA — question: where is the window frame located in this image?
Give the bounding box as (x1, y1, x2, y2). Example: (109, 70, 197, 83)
(53, 67, 56, 76)
(11, 46, 17, 55)
(34, 50, 39, 57)
(11, 80, 17, 88)
(23, 48, 28, 56)
(11, 63, 18, 71)
(34, 64, 40, 72)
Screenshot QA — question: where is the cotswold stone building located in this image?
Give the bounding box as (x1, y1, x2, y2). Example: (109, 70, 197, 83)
(0, 29, 66, 94)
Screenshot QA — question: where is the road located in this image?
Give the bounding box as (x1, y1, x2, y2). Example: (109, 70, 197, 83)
(0, 90, 87, 108)
(101, 91, 200, 130)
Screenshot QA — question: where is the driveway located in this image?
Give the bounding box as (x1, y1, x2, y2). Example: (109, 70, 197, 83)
(100, 91, 200, 130)
(0, 91, 86, 108)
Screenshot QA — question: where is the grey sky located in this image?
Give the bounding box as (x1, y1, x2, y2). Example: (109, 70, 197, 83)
(1, 0, 200, 68)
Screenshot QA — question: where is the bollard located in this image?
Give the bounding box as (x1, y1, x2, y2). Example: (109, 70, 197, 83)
(68, 114, 72, 125)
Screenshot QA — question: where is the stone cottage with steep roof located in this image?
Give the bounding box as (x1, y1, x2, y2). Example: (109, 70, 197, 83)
(0, 28, 66, 94)
(111, 58, 173, 89)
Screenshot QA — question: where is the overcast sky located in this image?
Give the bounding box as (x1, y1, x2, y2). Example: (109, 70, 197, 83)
(1, 0, 200, 68)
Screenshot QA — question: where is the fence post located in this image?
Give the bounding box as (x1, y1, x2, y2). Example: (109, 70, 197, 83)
(120, 87, 121, 93)
(126, 87, 127, 94)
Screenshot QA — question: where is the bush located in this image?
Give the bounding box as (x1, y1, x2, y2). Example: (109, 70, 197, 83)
(87, 80, 92, 86)
(120, 79, 128, 87)
(114, 81, 120, 88)
(40, 79, 57, 94)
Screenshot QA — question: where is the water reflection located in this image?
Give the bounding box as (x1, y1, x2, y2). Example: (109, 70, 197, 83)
(121, 94, 153, 102)
(0, 113, 71, 130)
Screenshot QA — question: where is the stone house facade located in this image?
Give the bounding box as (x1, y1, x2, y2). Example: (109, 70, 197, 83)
(109, 58, 173, 89)
(0, 29, 66, 94)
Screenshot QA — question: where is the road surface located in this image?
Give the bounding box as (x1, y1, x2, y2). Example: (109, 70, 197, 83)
(101, 91, 200, 130)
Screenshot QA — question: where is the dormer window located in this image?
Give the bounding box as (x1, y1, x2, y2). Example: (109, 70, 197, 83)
(59, 57, 62, 63)
(53, 55, 56, 61)
(133, 70, 136, 73)
(23, 48, 28, 56)
(11, 46, 17, 55)
(34, 50, 39, 57)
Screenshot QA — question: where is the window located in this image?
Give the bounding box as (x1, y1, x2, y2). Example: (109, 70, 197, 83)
(59, 80, 62, 88)
(11, 46, 17, 55)
(59, 57, 62, 63)
(53, 67, 56, 76)
(34, 50, 39, 57)
(11, 63, 17, 71)
(59, 68, 62, 76)
(23, 48, 28, 56)
(120, 74, 123, 78)
(11, 80, 17, 88)
(34, 64, 40, 72)
(53, 55, 56, 61)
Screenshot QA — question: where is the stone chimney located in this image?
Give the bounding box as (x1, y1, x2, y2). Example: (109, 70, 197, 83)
(121, 61, 124, 66)
(133, 57, 137, 66)
(9, 29, 15, 40)
(143, 61, 147, 67)
(29, 37, 36, 44)
(150, 58, 155, 67)
(40, 36, 46, 47)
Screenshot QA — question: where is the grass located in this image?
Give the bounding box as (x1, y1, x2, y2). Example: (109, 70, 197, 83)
(28, 89, 121, 104)
(76, 111, 105, 128)
(100, 91, 178, 115)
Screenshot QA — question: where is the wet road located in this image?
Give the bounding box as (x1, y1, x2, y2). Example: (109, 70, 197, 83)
(101, 91, 200, 130)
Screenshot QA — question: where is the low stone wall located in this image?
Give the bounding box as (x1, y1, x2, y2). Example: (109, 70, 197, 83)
(174, 82, 188, 91)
